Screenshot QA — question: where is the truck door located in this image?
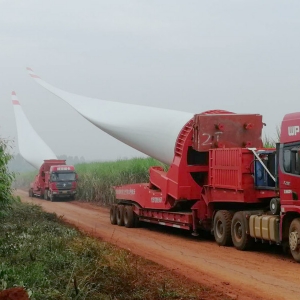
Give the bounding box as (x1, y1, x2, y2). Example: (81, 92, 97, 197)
(280, 144, 300, 204)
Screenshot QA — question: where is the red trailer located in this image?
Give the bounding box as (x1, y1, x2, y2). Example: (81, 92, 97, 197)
(29, 159, 78, 201)
(110, 110, 300, 262)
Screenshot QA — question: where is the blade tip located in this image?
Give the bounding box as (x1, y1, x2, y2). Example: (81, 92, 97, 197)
(26, 67, 40, 78)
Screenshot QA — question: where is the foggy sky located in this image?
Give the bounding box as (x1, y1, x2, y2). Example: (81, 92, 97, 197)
(1, 0, 300, 162)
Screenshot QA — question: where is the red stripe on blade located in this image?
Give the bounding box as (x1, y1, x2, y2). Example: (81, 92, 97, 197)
(12, 100, 20, 105)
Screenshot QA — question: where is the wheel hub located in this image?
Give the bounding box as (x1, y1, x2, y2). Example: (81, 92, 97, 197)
(289, 231, 299, 251)
(216, 220, 224, 238)
(234, 222, 242, 241)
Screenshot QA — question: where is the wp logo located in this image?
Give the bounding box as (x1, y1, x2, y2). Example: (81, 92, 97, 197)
(288, 126, 300, 136)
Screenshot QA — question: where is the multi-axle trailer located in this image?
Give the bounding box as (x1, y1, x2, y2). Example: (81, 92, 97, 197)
(111, 111, 300, 262)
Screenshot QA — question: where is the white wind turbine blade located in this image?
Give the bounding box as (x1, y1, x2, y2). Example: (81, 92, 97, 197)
(11, 91, 57, 169)
(27, 68, 194, 165)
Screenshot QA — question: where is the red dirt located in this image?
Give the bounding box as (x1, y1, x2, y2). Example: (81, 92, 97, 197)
(17, 190, 300, 300)
(0, 287, 29, 300)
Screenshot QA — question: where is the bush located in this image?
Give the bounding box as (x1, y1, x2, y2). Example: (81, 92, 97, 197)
(0, 138, 14, 206)
(75, 157, 167, 205)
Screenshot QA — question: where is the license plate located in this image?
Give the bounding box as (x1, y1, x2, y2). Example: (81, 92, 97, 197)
(62, 191, 68, 194)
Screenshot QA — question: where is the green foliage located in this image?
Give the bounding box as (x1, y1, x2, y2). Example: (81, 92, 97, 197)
(0, 203, 218, 299)
(0, 138, 14, 206)
(75, 157, 168, 205)
(13, 170, 36, 190)
(263, 126, 280, 148)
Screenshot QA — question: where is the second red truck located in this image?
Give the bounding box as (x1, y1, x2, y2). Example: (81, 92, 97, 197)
(29, 159, 77, 201)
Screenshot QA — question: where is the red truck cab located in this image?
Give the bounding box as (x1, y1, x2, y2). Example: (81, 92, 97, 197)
(29, 159, 77, 201)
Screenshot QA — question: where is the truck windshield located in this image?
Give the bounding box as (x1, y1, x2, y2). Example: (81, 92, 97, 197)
(51, 172, 76, 181)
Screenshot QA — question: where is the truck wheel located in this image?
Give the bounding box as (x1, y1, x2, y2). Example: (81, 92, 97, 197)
(110, 205, 117, 225)
(29, 189, 33, 197)
(270, 198, 280, 215)
(213, 210, 233, 246)
(134, 215, 140, 228)
(116, 205, 125, 226)
(44, 190, 48, 200)
(231, 212, 253, 250)
(124, 206, 135, 228)
(289, 218, 300, 262)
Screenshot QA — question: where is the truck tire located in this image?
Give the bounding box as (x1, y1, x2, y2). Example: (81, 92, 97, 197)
(110, 205, 117, 225)
(231, 211, 253, 250)
(134, 215, 140, 228)
(44, 190, 48, 200)
(29, 189, 33, 197)
(124, 206, 135, 228)
(270, 198, 280, 215)
(213, 210, 233, 246)
(116, 205, 125, 226)
(289, 218, 300, 262)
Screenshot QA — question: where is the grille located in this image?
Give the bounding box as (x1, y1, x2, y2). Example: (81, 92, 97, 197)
(56, 182, 72, 190)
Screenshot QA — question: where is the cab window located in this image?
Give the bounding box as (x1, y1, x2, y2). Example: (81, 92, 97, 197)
(283, 150, 291, 173)
(283, 146, 300, 175)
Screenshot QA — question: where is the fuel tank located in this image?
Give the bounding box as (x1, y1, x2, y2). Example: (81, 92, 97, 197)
(249, 215, 280, 243)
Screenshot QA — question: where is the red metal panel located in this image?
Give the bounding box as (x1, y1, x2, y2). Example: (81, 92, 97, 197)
(209, 148, 242, 190)
(137, 208, 193, 230)
(40, 160, 66, 172)
(115, 183, 169, 209)
(193, 114, 263, 151)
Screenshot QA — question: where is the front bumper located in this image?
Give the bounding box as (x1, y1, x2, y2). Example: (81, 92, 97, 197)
(52, 190, 77, 196)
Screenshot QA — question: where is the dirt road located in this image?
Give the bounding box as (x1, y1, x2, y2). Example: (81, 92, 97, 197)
(17, 190, 300, 300)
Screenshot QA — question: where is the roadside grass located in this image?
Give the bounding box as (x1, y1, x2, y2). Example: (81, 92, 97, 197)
(0, 202, 228, 300)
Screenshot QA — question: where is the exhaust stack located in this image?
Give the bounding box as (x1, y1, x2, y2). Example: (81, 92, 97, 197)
(11, 91, 57, 169)
(27, 68, 193, 165)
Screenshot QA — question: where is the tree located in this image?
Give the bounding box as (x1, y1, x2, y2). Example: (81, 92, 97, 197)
(0, 138, 14, 206)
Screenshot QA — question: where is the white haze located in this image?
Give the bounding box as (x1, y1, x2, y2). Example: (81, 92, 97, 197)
(0, 0, 300, 162)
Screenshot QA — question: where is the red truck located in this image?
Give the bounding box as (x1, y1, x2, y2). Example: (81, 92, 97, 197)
(28, 159, 78, 201)
(110, 110, 300, 262)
